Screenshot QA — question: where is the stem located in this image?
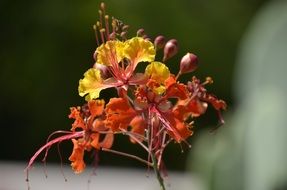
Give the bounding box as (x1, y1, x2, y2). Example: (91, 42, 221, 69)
(148, 106, 166, 190)
(150, 152, 166, 190)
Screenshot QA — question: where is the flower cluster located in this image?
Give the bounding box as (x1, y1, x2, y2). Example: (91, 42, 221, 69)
(26, 3, 226, 189)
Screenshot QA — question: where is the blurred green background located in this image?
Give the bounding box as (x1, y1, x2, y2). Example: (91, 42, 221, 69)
(0, 0, 269, 172)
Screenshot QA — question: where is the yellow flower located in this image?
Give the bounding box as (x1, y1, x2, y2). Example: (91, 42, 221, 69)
(79, 37, 157, 101)
(124, 37, 155, 63)
(124, 37, 156, 77)
(78, 68, 104, 101)
(145, 61, 170, 94)
(96, 40, 125, 66)
(145, 61, 170, 83)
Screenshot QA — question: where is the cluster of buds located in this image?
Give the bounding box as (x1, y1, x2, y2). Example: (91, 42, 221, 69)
(26, 3, 226, 190)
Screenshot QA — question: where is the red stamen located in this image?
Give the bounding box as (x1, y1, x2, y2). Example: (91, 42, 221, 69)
(93, 25, 100, 46)
(105, 15, 110, 41)
(25, 131, 84, 172)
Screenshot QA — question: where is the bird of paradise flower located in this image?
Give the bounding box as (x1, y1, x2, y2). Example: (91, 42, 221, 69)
(26, 3, 226, 190)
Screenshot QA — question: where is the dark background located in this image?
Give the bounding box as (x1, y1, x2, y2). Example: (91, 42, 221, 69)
(0, 0, 268, 170)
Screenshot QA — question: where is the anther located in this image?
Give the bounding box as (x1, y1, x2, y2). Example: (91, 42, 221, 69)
(202, 77, 213, 85)
(163, 39, 178, 62)
(104, 15, 110, 40)
(100, 2, 106, 11)
(96, 21, 101, 28)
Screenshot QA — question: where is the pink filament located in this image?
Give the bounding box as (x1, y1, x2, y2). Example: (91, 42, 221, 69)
(25, 131, 84, 171)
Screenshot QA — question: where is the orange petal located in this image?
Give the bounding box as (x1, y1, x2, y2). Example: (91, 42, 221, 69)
(69, 139, 86, 173)
(129, 116, 146, 143)
(173, 118, 193, 141)
(69, 107, 85, 131)
(90, 133, 100, 149)
(165, 82, 188, 100)
(172, 103, 190, 121)
(204, 94, 227, 111)
(161, 110, 193, 142)
(92, 119, 106, 131)
(99, 133, 114, 149)
(187, 99, 208, 117)
(164, 75, 188, 100)
(105, 98, 137, 131)
(164, 75, 177, 87)
(88, 99, 105, 117)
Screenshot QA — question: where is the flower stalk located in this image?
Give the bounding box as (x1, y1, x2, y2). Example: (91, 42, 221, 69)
(151, 152, 166, 190)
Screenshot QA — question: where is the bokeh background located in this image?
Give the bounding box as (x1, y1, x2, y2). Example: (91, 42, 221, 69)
(2, 0, 287, 189)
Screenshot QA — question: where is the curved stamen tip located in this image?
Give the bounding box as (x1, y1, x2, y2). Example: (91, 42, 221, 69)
(25, 131, 84, 172)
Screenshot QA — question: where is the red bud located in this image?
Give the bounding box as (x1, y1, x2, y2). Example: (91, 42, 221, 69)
(180, 53, 198, 74)
(136, 28, 145, 37)
(163, 39, 178, 62)
(154, 35, 166, 50)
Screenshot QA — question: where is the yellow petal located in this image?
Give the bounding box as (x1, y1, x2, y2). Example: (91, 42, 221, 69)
(145, 61, 170, 83)
(154, 85, 166, 95)
(96, 40, 125, 66)
(123, 37, 155, 63)
(78, 68, 103, 101)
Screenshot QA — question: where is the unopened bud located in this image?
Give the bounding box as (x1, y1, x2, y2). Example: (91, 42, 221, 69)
(180, 53, 198, 74)
(154, 35, 165, 50)
(137, 28, 145, 36)
(122, 25, 129, 31)
(163, 39, 178, 62)
(120, 31, 127, 39)
(142, 34, 150, 41)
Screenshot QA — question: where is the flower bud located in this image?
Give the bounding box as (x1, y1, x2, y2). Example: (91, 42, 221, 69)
(142, 34, 150, 41)
(163, 39, 178, 62)
(180, 53, 198, 74)
(154, 35, 165, 50)
(120, 31, 127, 39)
(122, 25, 129, 31)
(137, 28, 145, 36)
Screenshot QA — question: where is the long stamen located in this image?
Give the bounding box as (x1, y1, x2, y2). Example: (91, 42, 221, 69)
(120, 128, 149, 152)
(102, 148, 152, 167)
(98, 10, 103, 30)
(57, 142, 68, 182)
(93, 25, 100, 46)
(100, 28, 106, 44)
(105, 15, 110, 41)
(157, 132, 169, 168)
(42, 130, 74, 163)
(25, 131, 84, 171)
